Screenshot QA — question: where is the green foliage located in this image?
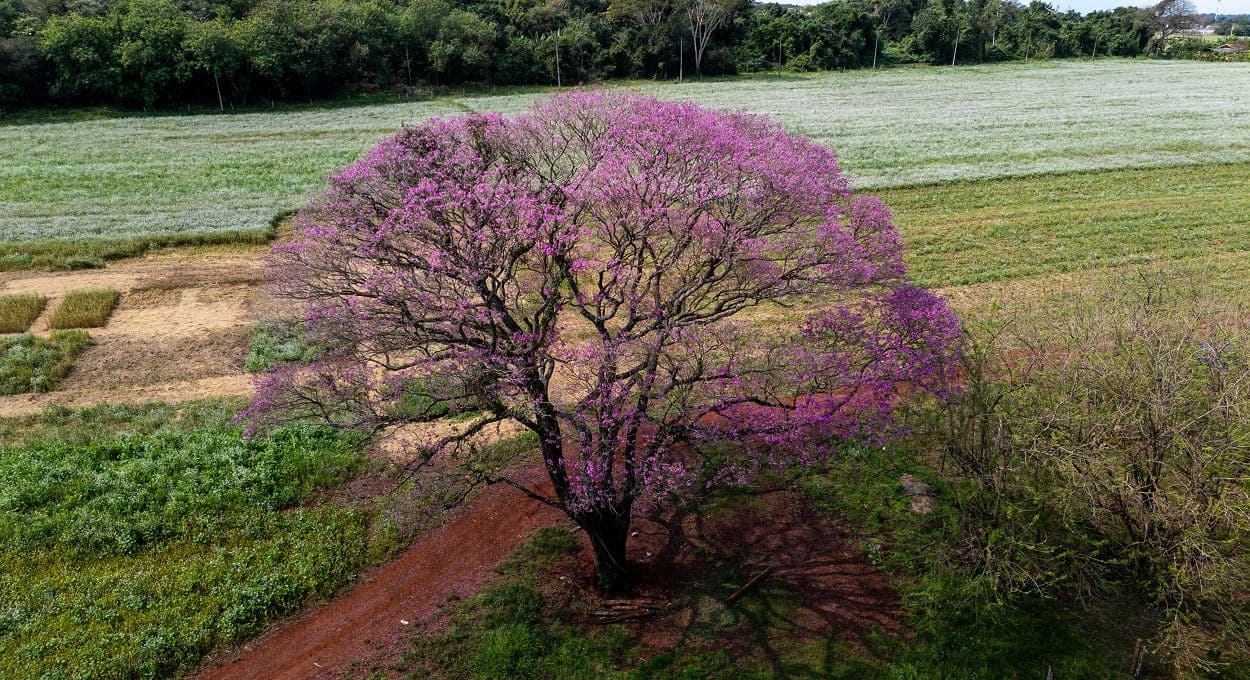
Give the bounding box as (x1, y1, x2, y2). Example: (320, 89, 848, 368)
(0, 293, 46, 332)
(911, 273, 1250, 672)
(46, 288, 119, 328)
(0, 330, 90, 394)
(245, 321, 318, 372)
(0, 0, 1202, 112)
(0, 398, 246, 446)
(796, 446, 1132, 679)
(0, 424, 364, 555)
(0, 421, 377, 679)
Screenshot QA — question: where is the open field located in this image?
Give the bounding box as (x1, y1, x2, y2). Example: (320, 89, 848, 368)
(3, 59, 1250, 678)
(2, 60, 1249, 265)
(882, 162, 1250, 288)
(0, 246, 263, 417)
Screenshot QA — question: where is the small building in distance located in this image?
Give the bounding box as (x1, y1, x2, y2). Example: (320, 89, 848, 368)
(1211, 42, 1249, 54)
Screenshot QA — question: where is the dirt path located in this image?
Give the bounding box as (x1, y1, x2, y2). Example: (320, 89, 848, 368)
(193, 469, 564, 680)
(0, 375, 254, 418)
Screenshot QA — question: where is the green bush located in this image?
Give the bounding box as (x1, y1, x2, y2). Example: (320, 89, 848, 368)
(0, 330, 90, 394)
(915, 273, 1250, 673)
(245, 321, 319, 372)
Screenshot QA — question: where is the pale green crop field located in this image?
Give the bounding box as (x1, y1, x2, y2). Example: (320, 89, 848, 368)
(2, 59, 1248, 248)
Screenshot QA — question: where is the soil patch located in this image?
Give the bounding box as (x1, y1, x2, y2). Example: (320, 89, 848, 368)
(0, 247, 265, 414)
(193, 466, 564, 680)
(59, 326, 249, 390)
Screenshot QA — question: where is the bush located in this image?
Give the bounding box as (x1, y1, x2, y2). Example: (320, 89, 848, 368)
(244, 321, 319, 372)
(46, 288, 120, 328)
(0, 293, 46, 333)
(919, 272, 1250, 673)
(0, 330, 91, 394)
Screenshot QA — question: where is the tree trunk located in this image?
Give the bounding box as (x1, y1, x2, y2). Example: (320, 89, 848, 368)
(213, 73, 224, 112)
(576, 505, 633, 593)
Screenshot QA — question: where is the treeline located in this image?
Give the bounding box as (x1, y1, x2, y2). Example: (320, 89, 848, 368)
(0, 0, 1233, 110)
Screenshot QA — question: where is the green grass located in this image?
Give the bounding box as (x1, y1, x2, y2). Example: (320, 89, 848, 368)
(0, 294, 46, 333)
(0, 398, 247, 446)
(3, 60, 1249, 268)
(0, 227, 276, 271)
(46, 289, 120, 329)
(883, 162, 1250, 289)
(0, 330, 90, 394)
(0, 422, 374, 680)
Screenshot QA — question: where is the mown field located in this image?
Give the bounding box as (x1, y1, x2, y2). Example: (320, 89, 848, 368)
(2, 59, 1249, 267)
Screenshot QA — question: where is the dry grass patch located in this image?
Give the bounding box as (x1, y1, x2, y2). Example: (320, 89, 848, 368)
(47, 289, 121, 329)
(0, 294, 47, 333)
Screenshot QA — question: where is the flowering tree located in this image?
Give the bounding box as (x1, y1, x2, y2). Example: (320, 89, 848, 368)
(243, 92, 960, 591)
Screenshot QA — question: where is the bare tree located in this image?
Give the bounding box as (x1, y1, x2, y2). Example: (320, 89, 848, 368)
(1151, 0, 1198, 54)
(686, 0, 733, 75)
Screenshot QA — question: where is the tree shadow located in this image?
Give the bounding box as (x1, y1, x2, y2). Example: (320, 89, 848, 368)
(602, 490, 903, 677)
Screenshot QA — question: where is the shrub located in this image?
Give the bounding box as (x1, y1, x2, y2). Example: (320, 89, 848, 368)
(0, 293, 46, 332)
(46, 288, 120, 328)
(0, 330, 91, 394)
(244, 321, 319, 372)
(919, 272, 1250, 673)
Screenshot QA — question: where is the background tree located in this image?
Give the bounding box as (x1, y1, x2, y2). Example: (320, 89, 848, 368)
(685, 0, 736, 74)
(242, 92, 961, 591)
(1150, 0, 1197, 55)
(184, 13, 240, 110)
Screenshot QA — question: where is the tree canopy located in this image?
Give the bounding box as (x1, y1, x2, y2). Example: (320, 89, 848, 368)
(243, 93, 961, 590)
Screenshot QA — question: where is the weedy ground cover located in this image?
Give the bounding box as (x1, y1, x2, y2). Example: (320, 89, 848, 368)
(0, 294, 46, 333)
(2, 60, 1247, 268)
(0, 414, 370, 680)
(244, 321, 320, 372)
(46, 289, 120, 329)
(0, 330, 90, 394)
(397, 487, 1131, 679)
(0, 400, 543, 679)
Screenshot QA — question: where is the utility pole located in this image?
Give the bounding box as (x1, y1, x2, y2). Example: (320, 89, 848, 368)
(555, 29, 561, 87)
(679, 39, 683, 82)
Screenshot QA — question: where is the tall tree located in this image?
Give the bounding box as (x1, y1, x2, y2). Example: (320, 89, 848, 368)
(685, 0, 733, 74)
(243, 92, 961, 592)
(184, 15, 241, 110)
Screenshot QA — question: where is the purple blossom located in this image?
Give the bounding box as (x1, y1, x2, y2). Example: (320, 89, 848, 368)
(242, 91, 962, 590)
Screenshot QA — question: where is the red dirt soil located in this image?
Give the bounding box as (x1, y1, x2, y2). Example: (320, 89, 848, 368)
(192, 468, 564, 680)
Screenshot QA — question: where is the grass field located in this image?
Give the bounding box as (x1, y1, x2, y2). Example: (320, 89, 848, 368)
(883, 162, 1250, 289)
(0, 404, 378, 679)
(2, 60, 1249, 265)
